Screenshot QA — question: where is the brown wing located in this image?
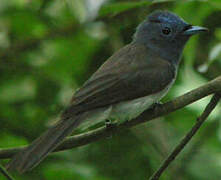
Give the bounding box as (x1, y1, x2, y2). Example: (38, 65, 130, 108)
(62, 43, 175, 118)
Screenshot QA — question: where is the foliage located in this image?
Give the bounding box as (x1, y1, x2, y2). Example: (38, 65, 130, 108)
(0, 0, 221, 179)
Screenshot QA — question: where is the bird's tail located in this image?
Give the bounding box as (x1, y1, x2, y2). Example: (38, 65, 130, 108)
(6, 116, 81, 173)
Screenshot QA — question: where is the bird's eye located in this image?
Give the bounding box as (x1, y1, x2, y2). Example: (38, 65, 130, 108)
(162, 27, 171, 35)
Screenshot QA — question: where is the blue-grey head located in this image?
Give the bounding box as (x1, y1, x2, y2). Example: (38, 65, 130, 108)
(134, 11, 208, 65)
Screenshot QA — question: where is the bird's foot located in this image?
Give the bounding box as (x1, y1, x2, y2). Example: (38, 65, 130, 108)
(105, 119, 116, 130)
(105, 119, 117, 139)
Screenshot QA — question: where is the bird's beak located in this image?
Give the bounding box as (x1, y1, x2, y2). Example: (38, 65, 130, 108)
(183, 25, 208, 35)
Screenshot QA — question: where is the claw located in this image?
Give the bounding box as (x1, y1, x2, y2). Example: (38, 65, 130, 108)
(105, 119, 116, 129)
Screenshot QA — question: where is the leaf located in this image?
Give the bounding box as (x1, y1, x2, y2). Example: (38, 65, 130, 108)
(171, 68, 220, 119)
(198, 42, 221, 73)
(209, 43, 221, 62)
(65, 0, 87, 22)
(99, 1, 151, 17)
(0, 133, 27, 148)
(0, 77, 36, 103)
(209, 0, 221, 9)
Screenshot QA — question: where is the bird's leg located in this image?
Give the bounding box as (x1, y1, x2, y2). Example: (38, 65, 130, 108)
(105, 118, 116, 130)
(105, 119, 117, 139)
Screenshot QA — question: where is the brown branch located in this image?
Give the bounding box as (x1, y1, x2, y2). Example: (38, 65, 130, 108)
(0, 76, 221, 159)
(149, 93, 221, 180)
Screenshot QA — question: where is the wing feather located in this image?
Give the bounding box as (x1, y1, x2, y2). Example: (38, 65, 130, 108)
(62, 43, 175, 118)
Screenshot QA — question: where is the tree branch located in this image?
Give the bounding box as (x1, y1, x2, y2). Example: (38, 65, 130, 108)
(0, 76, 221, 159)
(0, 164, 15, 180)
(171, 120, 219, 179)
(149, 93, 220, 180)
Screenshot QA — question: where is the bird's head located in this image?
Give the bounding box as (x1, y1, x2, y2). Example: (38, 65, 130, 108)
(134, 11, 208, 65)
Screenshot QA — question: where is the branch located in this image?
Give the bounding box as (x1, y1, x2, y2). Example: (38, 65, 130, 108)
(149, 93, 221, 180)
(171, 120, 219, 178)
(0, 76, 221, 159)
(0, 164, 15, 180)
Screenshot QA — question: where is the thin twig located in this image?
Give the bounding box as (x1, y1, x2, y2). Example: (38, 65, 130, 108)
(0, 164, 15, 180)
(171, 120, 219, 179)
(149, 93, 221, 180)
(0, 76, 221, 159)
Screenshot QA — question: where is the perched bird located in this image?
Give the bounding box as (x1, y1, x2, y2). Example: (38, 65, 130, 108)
(6, 10, 208, 173)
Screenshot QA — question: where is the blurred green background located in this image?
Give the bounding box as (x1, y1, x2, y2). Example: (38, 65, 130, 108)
(0, 0, 221, 179)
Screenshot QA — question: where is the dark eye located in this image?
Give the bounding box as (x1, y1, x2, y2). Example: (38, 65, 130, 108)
(162, 27, 171, 35)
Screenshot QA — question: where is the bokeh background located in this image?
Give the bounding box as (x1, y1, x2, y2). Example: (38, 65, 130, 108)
(0, 0, 221, 179)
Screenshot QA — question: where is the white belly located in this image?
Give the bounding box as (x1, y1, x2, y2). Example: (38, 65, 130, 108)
(109, 80, 175, 123)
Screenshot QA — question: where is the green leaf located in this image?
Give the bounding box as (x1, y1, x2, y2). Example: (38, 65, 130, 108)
(0, 133, 27, 148)
(99, 1, 151, 17)
(0, 77, 36, 103)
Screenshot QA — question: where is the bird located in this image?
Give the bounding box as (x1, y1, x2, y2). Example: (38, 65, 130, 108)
(6, 10, 208, 173)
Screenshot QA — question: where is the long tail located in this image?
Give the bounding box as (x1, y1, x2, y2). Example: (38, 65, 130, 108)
(6, 116, 81, 173)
